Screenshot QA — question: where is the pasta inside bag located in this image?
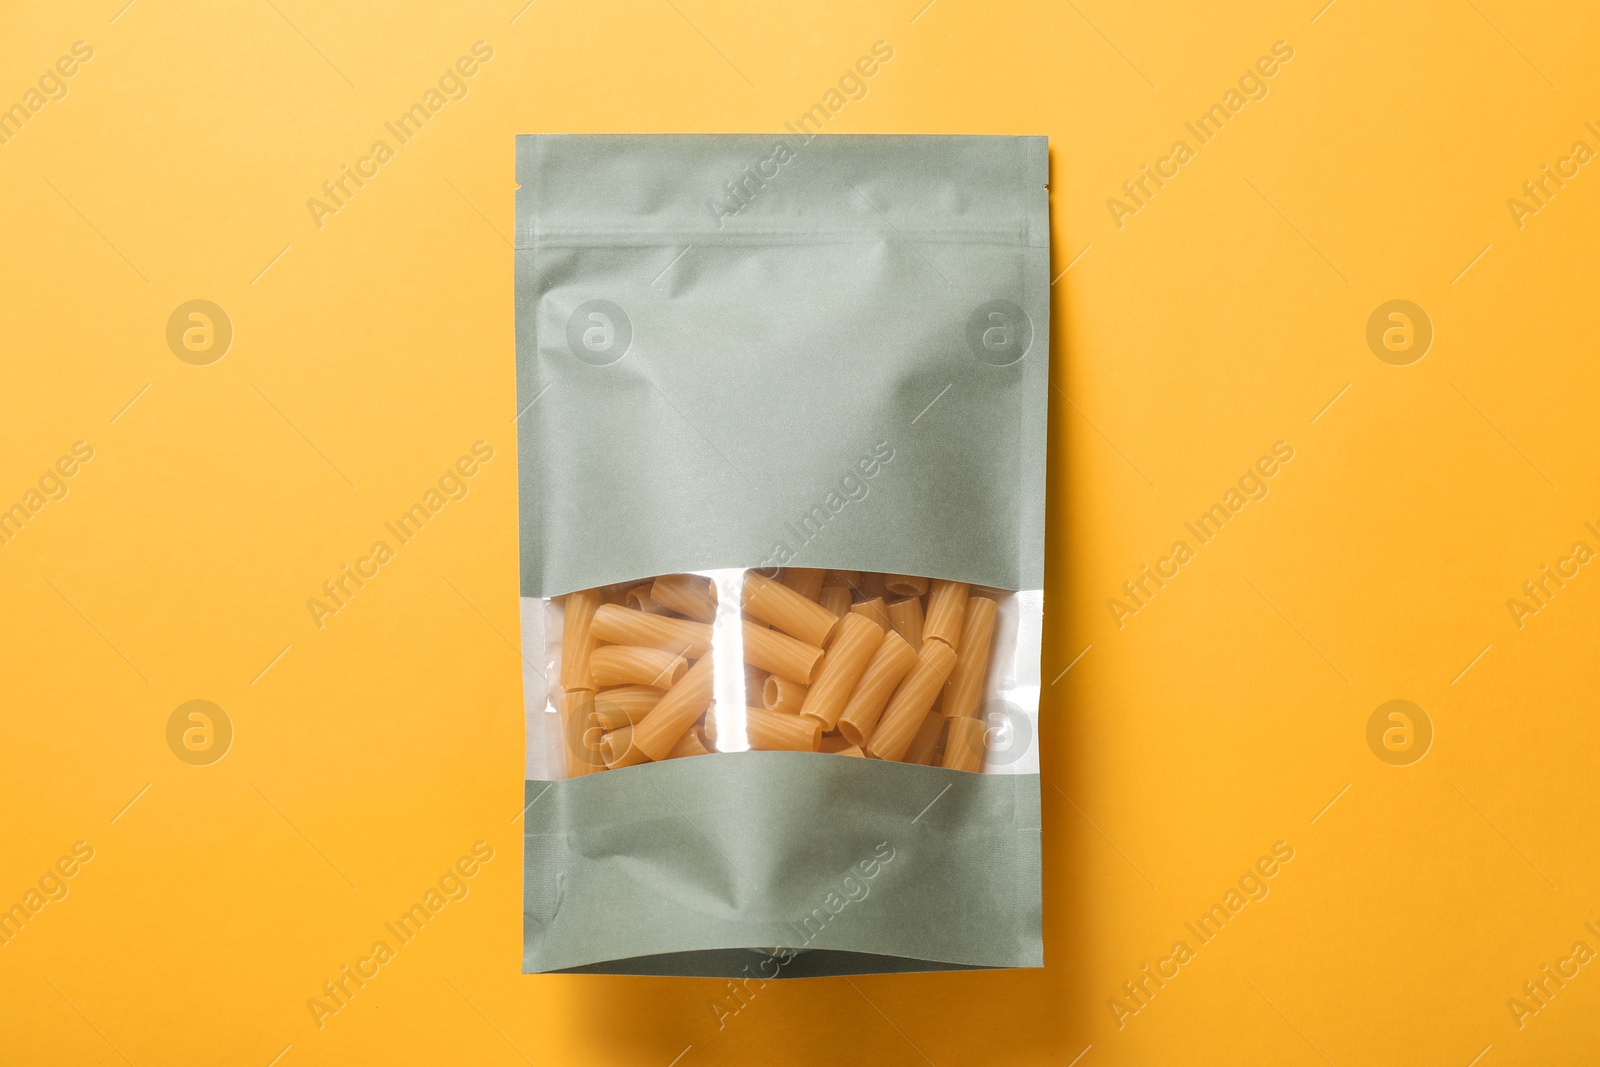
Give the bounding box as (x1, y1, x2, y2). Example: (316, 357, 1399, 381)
(517, 134, 1049, 976)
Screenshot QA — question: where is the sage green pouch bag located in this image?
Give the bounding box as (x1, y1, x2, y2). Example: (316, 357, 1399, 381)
(517, 133, 1049, 976)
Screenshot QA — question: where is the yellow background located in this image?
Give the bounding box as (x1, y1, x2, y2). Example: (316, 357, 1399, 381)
(2, 0, 1597, 1063)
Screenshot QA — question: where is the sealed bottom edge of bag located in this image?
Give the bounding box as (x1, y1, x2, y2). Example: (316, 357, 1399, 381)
(523, 751, 1042, 976)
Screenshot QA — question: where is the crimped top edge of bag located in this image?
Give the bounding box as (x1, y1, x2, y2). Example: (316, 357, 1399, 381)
(516, 134, 1048, 243)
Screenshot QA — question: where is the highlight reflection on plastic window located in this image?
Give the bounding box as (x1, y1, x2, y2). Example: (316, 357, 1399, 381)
(704, 568, 749, 753)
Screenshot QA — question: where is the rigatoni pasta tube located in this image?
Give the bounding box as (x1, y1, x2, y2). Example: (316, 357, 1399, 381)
(780, 567, 827, 602)
(630, 654, 716, 760)
(857, 572, 887, 599)
(923, 579, 970, 649)
(763, 675, 809, 715)
(588, 709, 629, 733)
(818, 585, 852, 620)
(664, 729, 711, 759)
(600, 725, 651, 769)
(798, 614, 886, 730)
(866, 639, 957, 762)
(742, 621, 824, 684)
(591, 604, 712, 658)
(650, 573, 717, 622)
(700, 710, 806, 751)
(588, 646, 688, 689)
(741, 570, 839, 646)
(561, 689, 600, 777)
(904, 709, 948, 766)
(941, 715, 987, 772)
(835, 630, 919, 749)
(744, 707, 823, 751)
(941, 596, 998, 719)
(887, 596, 924, 651)
(590, 685, 664, 730)
(850, 596, 891, 632)
(819, 735, 865, 757)
(884, 574, 929, 597)
(624, 585, 669, 615)
(561, 588, 602, 691)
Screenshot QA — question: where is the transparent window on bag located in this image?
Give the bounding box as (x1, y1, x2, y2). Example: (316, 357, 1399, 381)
(525, 568, 1040, 780)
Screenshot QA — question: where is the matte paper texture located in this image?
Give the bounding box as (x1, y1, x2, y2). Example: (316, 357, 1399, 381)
(515, 134, 1050, 598)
